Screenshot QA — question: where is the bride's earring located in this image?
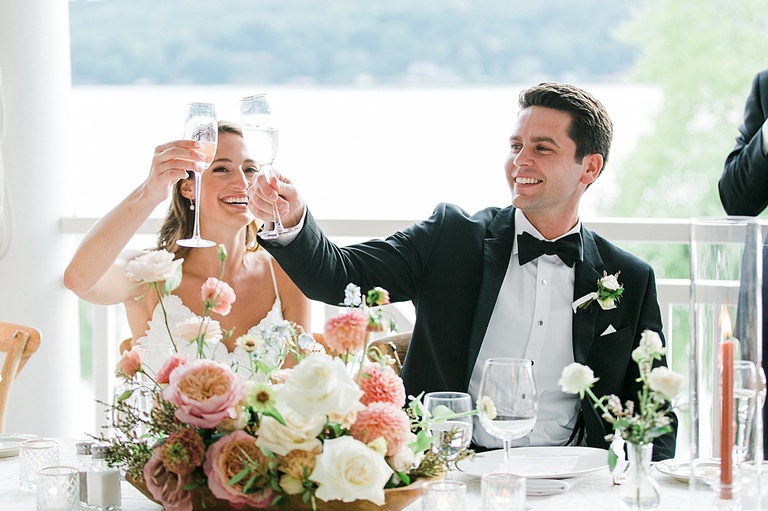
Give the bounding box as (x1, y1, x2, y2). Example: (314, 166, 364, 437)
(189, 199, 195, 211)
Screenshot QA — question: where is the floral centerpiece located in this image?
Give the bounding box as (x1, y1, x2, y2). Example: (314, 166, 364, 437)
(101, 246, 473, 511)
(557, 329, 684, 510)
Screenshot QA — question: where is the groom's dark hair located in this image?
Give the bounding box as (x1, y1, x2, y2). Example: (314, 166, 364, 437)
(519, 82, 613, 170)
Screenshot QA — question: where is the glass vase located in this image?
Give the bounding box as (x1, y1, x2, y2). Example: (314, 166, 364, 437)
(618, 443, 660, 511)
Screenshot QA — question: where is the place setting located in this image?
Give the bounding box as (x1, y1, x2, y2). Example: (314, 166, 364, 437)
(452, 358, 604, 501)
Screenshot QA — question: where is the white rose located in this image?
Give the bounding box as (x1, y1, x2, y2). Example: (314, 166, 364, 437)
(173, 317, 222, 345)
(558, 363, 599, 395)
(600, 274, 621, 291)
(256, 405, 325, 456)
(279, 354, 364, 420)
(387, 433, 421, 473)
(647, 366, 684, 401)
(125, 249, 182, 284)
(310, 436, 393, 505)
(640, 330, 665, 357)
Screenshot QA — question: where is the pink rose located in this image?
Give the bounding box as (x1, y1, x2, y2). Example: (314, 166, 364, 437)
(143, 449, 193, 511)
(162, 359, 247, 429)
(115, 347, 143, 378)
(203, 430, 275, 509)
(201, 277, 236, 316)
(156, 354, 188, 385)
(324, 309, 369, 354)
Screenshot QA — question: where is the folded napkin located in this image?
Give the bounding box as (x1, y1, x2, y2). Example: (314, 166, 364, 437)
(526, 476, 583, 496)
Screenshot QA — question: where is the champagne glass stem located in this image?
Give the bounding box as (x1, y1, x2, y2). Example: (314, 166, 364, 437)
(263, 164, 287, 233)
(502, 439, 511, 472)
(191, 170, 204, 240)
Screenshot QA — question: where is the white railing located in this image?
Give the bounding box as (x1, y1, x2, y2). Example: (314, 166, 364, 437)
(59, 215, 761, 433)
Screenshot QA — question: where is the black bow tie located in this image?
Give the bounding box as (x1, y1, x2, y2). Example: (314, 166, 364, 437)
(517, 231, 583, 267)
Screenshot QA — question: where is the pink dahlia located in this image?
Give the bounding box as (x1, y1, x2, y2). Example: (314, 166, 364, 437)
(162, 359, 246, 429)
(201, 277, 236, 316)
(350, 402, 411, 456)
(359, 364, 406, 407)
(144, 449, 194, 511)
(324, 309, 369, 354)
(203, 430, 275, 509)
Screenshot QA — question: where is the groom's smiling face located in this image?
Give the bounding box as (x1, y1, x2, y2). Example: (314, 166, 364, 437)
(505, 105, 602, 237)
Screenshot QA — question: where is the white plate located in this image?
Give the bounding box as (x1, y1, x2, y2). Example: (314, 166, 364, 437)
(456, 446, 608, 479)
(656, 458, 720, 483)
(0, 434, 40, 458)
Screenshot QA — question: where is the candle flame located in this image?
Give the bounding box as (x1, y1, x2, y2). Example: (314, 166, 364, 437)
(720, 304, 733, 340)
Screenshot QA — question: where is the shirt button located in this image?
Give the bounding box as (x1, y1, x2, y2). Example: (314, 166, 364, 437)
(538, 320, 544, 326)
(541, 279, 548, 285)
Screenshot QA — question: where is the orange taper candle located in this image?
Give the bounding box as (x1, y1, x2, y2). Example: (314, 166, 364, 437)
(719, 306, 735, 499)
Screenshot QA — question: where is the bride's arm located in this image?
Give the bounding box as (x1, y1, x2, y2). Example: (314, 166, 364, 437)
(64, 140, 204, 304)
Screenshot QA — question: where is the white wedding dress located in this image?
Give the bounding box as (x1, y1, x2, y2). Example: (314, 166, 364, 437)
(135, 258, 288, 379)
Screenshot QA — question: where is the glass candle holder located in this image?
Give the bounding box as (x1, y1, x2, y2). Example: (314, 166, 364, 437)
(421, 480, 466, 511)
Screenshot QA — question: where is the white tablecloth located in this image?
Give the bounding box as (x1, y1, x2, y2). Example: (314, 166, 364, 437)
(0, 439, 763, 511)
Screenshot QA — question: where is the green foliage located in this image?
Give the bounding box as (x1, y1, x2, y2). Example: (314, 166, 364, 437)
(606, 0, 768, 220)
(600, 0, 768, 281)
(69, 0, 636, 85)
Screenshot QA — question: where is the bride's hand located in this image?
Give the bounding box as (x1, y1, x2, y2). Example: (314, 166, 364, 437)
(143, 140, 207, 203)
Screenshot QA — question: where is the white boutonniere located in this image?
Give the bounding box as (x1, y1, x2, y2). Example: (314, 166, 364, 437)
(572, 271, 623, 313)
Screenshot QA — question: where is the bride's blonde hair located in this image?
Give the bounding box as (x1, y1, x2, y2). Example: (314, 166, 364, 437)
(157, 120, 261, 259)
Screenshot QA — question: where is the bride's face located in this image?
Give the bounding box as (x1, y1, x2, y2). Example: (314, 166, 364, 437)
(196, 132, 259, 226)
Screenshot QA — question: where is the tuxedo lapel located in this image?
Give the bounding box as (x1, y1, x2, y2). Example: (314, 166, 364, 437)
(572, 228, 604, 364)
(463, 207, 516, 386)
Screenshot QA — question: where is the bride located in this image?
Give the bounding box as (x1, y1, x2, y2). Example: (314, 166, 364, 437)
(64, 121, 311, 375)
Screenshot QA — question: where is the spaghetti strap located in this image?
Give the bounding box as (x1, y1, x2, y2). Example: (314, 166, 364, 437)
(267, 257, 281, 303)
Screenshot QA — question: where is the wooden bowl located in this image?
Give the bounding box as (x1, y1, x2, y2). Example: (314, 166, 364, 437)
(126, 473, 430, 511)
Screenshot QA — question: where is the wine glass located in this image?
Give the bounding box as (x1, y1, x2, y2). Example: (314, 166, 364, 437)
(177, 102, 217, 248)
(239, 94, 299, 239)
(477, 358, 538, 473)
(424, 391, 474, 478)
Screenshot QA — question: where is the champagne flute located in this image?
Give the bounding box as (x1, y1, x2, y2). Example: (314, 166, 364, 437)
(177, 102, 217, 248)
(239, 94, 299, 239)
(477, 358, 538, 473)
(424, 391, 474, 479)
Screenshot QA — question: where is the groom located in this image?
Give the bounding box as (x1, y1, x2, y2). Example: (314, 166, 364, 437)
(248, 82, 677, 460)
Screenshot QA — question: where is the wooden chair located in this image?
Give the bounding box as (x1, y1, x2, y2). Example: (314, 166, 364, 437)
(369, 331, 412, 375)
(0, 322, 41, 432)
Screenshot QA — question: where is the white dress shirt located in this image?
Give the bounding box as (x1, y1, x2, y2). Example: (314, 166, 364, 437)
(468, 209, 581, 448)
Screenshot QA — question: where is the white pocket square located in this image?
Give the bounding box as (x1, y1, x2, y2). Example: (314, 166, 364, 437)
(600, 325, 617, 336)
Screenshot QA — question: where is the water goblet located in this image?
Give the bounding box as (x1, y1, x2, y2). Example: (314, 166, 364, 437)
(477, 358, 538, 473)
(424, 391, 473, 478)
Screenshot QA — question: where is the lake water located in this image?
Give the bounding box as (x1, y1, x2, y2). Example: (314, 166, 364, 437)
(69, 84, 662, 221)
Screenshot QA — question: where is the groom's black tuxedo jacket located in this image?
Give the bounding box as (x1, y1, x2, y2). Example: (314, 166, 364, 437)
(263, 203, 677, 460)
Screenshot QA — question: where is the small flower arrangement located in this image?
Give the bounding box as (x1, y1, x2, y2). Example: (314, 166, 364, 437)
(101, 255, 470, 511)
(558, 329, 683, 468)
(572, 271, 624, 313)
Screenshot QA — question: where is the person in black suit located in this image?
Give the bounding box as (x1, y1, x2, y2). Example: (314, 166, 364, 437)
(248, 82, 676, 460)
(719, 68, 768, 460)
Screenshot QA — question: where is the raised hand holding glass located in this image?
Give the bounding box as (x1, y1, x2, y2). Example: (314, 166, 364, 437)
(239, 94, 299, 239)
